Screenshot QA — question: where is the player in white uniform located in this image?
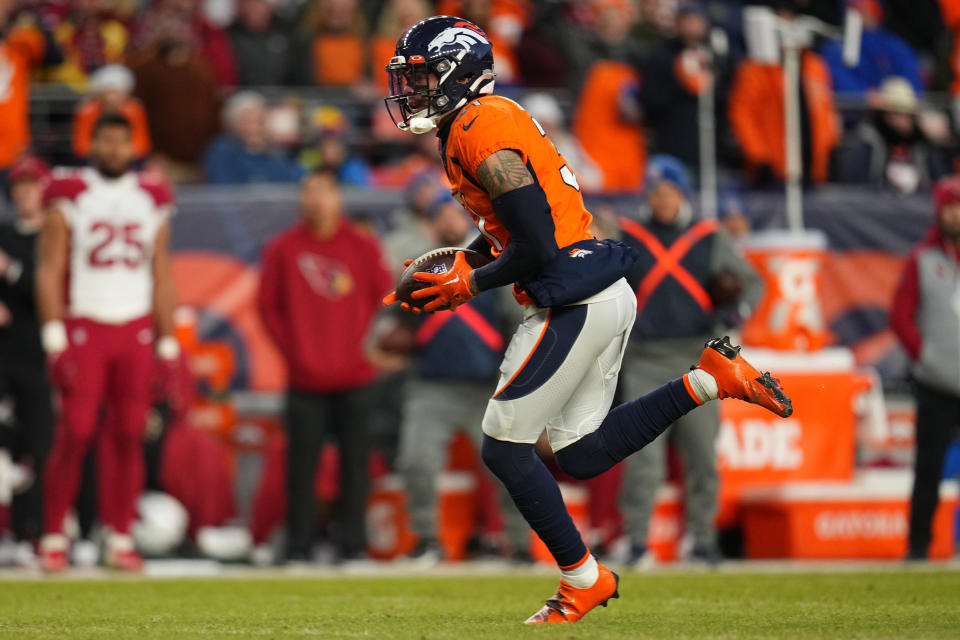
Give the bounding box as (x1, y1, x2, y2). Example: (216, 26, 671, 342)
(35, 113, 178, 572)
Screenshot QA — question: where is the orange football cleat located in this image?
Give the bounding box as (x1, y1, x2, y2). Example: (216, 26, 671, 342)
(693, 336, 793, 418)
(524, 563, 620, 625)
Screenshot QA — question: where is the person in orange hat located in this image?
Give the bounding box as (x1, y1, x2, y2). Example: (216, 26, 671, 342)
(0, 155, 54, 568)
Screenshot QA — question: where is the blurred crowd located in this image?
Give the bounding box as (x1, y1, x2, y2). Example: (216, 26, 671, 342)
(0, 0, 959, 196)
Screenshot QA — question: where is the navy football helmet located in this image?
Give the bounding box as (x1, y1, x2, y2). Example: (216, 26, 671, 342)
(384, 15, 496, 134)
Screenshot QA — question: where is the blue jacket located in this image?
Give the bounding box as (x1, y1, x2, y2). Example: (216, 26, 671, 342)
(416, 290, 508, 382)
(203, 136, 304, 185)
(620, 216, 763, 340)
(821, 29, 922, 96)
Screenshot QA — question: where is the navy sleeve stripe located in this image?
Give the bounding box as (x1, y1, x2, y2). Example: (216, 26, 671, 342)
(493, 304, 588, 401)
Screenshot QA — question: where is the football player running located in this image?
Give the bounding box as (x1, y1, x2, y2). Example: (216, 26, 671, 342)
(382, 15, 792, 625)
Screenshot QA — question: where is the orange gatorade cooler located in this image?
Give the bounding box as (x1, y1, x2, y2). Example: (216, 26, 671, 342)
(531, 484, 590, 564)
(741, 230, 832, 351)
(647, 485, 684, 562)
(366, 474, 416, 560)
(437, 471, 478, 561)
(366, 472, 478, 561)
(741, 471, 958, 559)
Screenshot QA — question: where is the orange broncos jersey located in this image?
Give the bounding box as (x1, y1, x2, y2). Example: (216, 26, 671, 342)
(438, 95, 593, 256)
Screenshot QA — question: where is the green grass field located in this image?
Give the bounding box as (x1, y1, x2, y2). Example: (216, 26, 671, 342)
(1, 570, 959, 639)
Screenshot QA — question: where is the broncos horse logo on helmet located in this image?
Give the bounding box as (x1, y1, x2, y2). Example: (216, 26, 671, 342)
(384, 15, 495, 135)
(427, 26, 488, 53)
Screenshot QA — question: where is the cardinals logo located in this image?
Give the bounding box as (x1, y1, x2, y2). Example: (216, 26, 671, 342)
(427, 25, 489, 54)
(297, 253, 354, 299)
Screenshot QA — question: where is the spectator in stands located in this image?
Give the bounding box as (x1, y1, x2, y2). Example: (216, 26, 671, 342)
(372, 132, 447, 188)
(572, 0, 644, 91)
(521, 92, 603, 192)
(304, 0, 368, 87)
(203, 91, 304, 185)
(73, 64, 151, 162)
(820, 0, 922, 97)
(640, 1, 733, 175)
(257, 169, 394, 562)
(836, 77, 947, 193)
(130, 0, 236, 87)
(370, 0, 431, 91)
(43, 0, 129, 91)
(515, 1, 577, 88)
(631, 0, 676, 55)
(227, 0, 311, 86)
(718, 189, 752, 242)
(435, 0, 526, 84)
(0, 4, 61, 190)
(727, 8, 839, 185)
(572, 64, 645, 192)
(0, 156, 54, 568)
(131, 32, 221, 181)
(297, 106, 370, 187)
(567, 0, 648, 192)
(617, 156, 762, 567)
(394, 192, 528, 564)
(890, 175, 960, 560)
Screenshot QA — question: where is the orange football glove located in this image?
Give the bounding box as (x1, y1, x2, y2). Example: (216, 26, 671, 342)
(411, 251, 476, 312)
(382, 259, 423, 314)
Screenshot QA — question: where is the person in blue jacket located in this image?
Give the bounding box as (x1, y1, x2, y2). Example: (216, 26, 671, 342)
(203, 90, 303, 185)
(820, 0, 922, 96)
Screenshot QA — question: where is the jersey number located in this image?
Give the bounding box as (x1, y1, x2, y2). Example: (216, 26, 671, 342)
(89, 221, 146, 268)
(503, 97, 582, 194)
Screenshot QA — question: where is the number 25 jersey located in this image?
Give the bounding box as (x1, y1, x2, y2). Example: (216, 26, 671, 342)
(437, 95, 593, 256)
(42, 167, 173, 324)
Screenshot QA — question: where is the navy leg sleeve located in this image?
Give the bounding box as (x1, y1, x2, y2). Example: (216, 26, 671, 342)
(555, 378, 698, 480)
(480, 435, 587, 567)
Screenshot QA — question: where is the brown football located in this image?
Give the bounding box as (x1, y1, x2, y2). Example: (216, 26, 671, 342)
(396, 247, 491, 310)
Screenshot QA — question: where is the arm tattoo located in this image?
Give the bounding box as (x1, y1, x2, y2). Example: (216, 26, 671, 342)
(476, 149, 534, 199)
